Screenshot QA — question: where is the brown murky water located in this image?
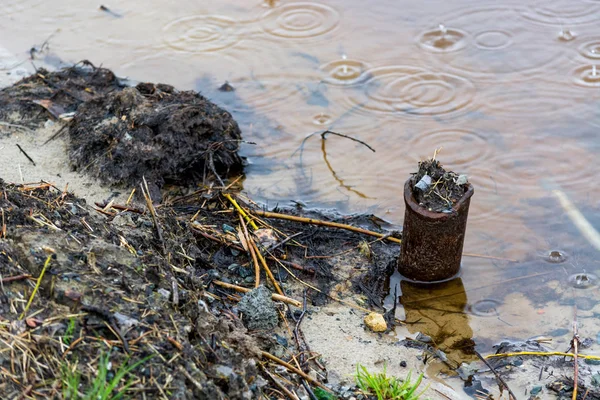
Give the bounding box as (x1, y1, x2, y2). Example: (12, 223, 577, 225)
(3, 0, 600, 368)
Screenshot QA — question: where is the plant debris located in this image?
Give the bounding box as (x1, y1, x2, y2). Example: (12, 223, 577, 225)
(411, 158, 469, 213)
(0, 63, 244, 193)
(0, 177, 401, 399)
(69, 81, 244, 190)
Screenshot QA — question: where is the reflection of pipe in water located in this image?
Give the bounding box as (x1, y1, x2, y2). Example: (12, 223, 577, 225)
(550, 187, 600, 251)
(399, 277, 477, 365)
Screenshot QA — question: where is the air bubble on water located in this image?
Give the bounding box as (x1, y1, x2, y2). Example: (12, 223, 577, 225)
(568, 271, 597, 289)
(439, 23, 447, 37)
(558, 28, 576, 42)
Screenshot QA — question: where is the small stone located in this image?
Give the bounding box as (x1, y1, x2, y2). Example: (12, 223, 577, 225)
(238, 285, 278, 330)
(364, 312, 387, 332)
(530, 386, 542, 395)
(400, 361, 407, 367)
(218, 81, 235, 92)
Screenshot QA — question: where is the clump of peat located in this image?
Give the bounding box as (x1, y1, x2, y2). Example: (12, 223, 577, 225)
(0, 62, 244, 191)
(411, 158, 469, 213)
(69, 82, 244, 189)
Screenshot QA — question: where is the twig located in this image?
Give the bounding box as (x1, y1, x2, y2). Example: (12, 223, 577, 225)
(94, 202, 144, 214)
(1, 274, 32, 283)
(272, 258, 315, 275)
(321, 136, 371, 199)
(572, 308, 580, 400)
(81, 304, 130, 354)
(267, 232, 304, 253)
(252, 239, 284, 296)
(320, 130, 376, 152)
(61, 336, 84, 359)
(260, 364, 300, 400)
(239, 215, 260, 288)
(178, 365, 203, 391)
(212, 280, 301, 307)
(19, 255, 52, 320)
(261, 351, 332, 393)
(475, 350, 516, 400)
(141, 177, 165, 254)
(15, 144, 36, 166)
(1, 207, 5, 238)
(252, 210, 401, 244)
(192, 228, 245, 251)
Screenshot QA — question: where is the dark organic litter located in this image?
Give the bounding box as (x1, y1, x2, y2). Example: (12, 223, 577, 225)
(411, 158, 468, 212)
(0, 63, 244, 192)
(69, 82, 244, 189)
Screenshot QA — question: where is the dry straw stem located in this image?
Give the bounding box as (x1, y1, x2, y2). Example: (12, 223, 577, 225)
(225, 193, 258, 230)
(212, 280, 301, 308)
(486, 351, 600, 361)
(228, 197, 282, 295)
(20, 255, 52, 320)
(253, 210, 402, 244)
(252, 240, 284, 296)
(238, 215, 260, 288)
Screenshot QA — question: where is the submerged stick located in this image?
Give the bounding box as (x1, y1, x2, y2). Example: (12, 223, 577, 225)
(552, 188, 600, 251)
(252, 210, 402, 244)
(212, 280, 301, 307)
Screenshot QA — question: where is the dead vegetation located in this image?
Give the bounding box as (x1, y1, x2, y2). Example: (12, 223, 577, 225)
(0, 177, 404, 399)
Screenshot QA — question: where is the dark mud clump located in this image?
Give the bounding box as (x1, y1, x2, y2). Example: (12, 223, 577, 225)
(69, 81, 243, 189)
(411, 158, 469, 212)
(0, 62, 244, 190)
(0, 62, 122, 127)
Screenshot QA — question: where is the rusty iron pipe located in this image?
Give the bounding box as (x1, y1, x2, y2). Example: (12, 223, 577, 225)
(399, 179, 474, 282)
